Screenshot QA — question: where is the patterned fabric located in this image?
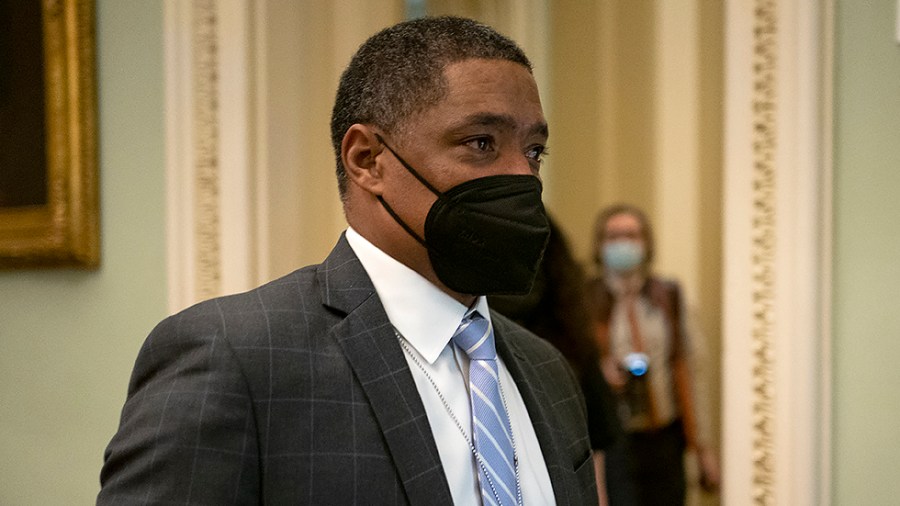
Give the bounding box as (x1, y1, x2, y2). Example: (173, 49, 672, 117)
(453, 311, 518, 506)
(98, 234, 597, 505)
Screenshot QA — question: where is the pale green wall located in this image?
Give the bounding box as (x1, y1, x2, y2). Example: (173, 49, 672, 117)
(0, 1, 167, 503)
(833, 0, 900, 503)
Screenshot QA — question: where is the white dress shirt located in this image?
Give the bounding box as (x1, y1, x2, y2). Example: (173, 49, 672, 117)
(346, 227, 556, 505)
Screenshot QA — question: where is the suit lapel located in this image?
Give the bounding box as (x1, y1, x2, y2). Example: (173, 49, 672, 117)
(493, 316, 578, 505)
(317, 235, 454, 505)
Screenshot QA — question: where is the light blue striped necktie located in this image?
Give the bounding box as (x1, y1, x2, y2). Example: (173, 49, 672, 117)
(452, 311, 519, 506)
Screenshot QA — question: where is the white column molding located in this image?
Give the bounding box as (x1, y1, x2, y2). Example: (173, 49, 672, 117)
(190, 0, 222, 305)
(164, 0, 199, 313)
(215, 0, 257, 296)
(722, 0, 832, 504)
(164, 0, 258, 314)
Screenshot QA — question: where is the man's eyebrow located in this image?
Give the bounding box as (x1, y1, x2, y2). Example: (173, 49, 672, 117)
(453, 113, 549, 138)
(529, 122, 549, 139)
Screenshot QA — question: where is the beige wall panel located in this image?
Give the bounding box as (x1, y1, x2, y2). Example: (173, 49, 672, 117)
(256, 1, 404, 281)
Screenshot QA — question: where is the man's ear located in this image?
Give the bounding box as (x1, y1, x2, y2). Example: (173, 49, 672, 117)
(341, 124, 384, 195)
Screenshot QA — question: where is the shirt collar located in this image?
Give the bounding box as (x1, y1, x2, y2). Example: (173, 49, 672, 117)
(345, 227, 491, 364)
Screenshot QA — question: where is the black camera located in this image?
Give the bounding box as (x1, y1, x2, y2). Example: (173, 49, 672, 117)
(620, 352, 651, 419)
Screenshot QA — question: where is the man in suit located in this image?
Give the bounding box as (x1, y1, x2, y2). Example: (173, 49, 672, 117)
(99, 16, 596, 505)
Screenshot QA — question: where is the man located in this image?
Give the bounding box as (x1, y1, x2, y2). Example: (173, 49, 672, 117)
(99, 16, 596, 505)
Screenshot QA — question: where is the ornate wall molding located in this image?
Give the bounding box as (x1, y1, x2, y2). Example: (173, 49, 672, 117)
(723, 1, 832, 504)
(191, 0, 222, 303)
(165, 0, 256, 313)
(750, 1, 778, 502)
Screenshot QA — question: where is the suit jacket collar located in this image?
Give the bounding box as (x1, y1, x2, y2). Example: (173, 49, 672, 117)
(317, 235, 582, 505)
(317, 234, 454, 505)
(493, 314, 584, 505)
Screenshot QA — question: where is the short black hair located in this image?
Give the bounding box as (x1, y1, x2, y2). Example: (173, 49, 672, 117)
(330, 16, 532, 199)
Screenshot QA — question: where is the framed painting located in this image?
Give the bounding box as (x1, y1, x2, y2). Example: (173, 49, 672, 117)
(0, 0, 98, 268)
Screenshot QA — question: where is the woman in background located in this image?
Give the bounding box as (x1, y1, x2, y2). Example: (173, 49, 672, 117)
(587, 204, 720, 505)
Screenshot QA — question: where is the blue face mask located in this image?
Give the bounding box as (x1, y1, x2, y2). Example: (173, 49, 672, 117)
(603, 241, 645, 272)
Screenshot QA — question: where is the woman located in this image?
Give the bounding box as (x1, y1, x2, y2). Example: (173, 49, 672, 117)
(587, 204, 720, 505)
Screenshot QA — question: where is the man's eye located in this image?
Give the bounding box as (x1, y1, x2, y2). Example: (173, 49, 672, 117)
(465, 137, 494, 152)
(526, 145, 548, 163)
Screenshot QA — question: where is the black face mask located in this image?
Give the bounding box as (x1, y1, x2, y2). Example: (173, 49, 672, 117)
(375, 135, 551, 295)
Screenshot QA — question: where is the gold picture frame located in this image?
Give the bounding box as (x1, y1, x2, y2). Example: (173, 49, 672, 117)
(0, 0, 98, 268)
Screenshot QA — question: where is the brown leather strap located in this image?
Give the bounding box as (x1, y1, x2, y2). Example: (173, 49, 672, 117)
(657, 281, 700, 449)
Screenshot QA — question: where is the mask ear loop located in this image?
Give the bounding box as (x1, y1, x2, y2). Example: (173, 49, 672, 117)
(373, 133, 433, 247)
(374, 134, 443, 197)
(377, 195, 427, 247)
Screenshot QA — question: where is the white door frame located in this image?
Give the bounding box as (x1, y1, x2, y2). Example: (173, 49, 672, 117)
(722, 1, 833, 504)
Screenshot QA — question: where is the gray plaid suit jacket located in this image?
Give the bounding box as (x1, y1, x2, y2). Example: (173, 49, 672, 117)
(98, 234, 596, 505)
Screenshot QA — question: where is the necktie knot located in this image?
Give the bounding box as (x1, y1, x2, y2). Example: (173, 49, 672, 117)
(452, 311, 496, 361)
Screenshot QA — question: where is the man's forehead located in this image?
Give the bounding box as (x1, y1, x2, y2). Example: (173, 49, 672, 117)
(441, 58, 537, 91)
(429, 59, 546, 132)
(448, 112, 548, 136)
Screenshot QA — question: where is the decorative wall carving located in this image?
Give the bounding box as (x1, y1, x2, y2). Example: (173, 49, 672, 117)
(192, 0, 221, 301)
(750, 1, 777, 503)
